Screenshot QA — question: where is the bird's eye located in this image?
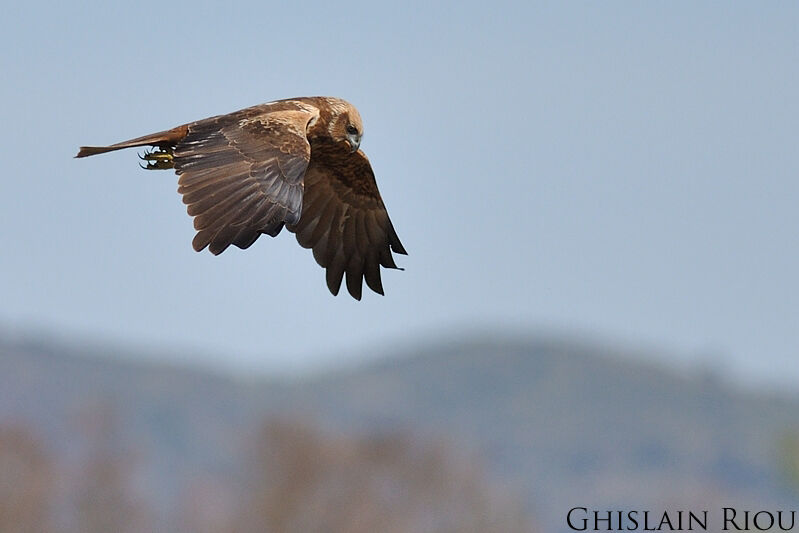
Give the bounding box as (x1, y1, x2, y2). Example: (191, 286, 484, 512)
(346, 125, 358, 135)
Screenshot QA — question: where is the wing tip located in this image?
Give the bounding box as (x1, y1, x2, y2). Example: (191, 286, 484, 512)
(192, 232, 210, 253)
(388, 223, 407, 255)
(326, 271, 344, 297)
(392, 243, 408, 255)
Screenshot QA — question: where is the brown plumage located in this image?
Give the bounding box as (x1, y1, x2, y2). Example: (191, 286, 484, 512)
(76, 97, 406, 300)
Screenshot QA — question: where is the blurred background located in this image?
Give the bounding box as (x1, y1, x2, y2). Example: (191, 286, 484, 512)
(1, 2, 797, 532)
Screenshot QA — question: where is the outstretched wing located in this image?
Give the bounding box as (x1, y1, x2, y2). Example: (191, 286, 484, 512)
(287, 143, 407, 300)
(174, 103, 319, 255)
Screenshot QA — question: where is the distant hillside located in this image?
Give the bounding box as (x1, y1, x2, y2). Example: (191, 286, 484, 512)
(1, 333, 798, 532)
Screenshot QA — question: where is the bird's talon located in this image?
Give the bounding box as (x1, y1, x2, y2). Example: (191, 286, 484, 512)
(139, 147, 174, 169)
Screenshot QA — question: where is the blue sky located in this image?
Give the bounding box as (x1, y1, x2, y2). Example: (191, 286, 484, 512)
(1, 2, 797, 385)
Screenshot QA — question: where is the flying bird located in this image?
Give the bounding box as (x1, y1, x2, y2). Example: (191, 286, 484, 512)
(76, 97, 406, 300)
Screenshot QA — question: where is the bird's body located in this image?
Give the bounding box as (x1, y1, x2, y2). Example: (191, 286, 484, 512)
(77, 97, 406, 300)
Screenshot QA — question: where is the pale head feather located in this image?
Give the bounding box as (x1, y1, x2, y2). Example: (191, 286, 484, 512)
(322, 98, 363, 143)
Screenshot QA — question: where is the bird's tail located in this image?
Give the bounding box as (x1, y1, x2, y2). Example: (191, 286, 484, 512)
(75, 125, 189, 158)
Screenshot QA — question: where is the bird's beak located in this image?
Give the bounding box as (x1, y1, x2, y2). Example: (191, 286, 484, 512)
(347, 133, 361, 153)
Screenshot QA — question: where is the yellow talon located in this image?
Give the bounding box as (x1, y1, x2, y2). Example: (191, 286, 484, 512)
(139, 147, 174, 170)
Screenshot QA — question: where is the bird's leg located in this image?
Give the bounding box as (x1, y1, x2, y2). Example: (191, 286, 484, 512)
(139, 146, 175, 170)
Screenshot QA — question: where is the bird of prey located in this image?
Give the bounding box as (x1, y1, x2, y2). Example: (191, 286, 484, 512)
(76, 97, 406, 300)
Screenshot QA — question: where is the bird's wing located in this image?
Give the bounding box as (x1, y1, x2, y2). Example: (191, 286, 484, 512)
(287, 144, 406, 300)
(174, 103, 319, 255)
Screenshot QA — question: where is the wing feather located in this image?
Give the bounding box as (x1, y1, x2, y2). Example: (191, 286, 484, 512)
(173, 102, 318, 254)
(188, 182, 258, 219)
(192, 192, 265, 253)
(363, 250, 384, 295)
(180, 177, 237, 204)
(307, 195, 338, 247)
(345, 255, 364, 301)
(287, 142, 406, 299)
(326, 249, 347, 296)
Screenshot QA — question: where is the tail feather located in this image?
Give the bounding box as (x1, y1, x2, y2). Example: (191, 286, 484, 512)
(75, 125, 189, 158)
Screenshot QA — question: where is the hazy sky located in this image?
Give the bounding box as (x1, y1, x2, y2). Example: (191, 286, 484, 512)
(1, 2, 796, 385)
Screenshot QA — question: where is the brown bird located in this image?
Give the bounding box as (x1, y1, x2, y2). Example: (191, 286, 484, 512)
(77, 97, 406, 300)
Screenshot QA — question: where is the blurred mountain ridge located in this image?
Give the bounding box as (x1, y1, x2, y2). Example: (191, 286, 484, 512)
(1, 331, 798, 532)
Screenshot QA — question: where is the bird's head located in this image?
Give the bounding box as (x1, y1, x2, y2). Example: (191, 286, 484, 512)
(326, 99, 363, 153)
